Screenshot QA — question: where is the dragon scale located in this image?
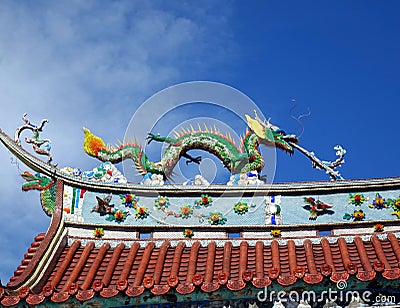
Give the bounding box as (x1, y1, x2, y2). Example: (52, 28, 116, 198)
(154, 129, 265, 175)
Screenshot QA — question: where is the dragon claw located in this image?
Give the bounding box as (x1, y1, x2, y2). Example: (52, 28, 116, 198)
(185, 156, 202, 165)
(146, 133, 157, 144)
(193, 156, 202, 164)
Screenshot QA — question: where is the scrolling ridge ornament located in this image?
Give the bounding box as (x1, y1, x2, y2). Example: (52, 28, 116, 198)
(83, 111, 346, 181)
(14, 113, 53, 164)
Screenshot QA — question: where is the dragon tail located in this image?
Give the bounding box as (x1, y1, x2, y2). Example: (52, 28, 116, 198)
(83, 127, 106, 157)
(83, 128, 152, 175)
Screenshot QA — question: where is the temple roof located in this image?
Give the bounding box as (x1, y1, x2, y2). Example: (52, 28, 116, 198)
(3, 231, 400, 306)
(1, 180, 400, 306)
(1, 119, 400, 306)
(4, 236, 400, 305)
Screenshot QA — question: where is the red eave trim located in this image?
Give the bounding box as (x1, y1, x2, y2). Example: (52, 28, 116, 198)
(7, 179, 64, 289)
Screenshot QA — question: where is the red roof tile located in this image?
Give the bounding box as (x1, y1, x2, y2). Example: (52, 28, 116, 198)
(2, 230, 400, 306)
(8, 233, 45, 283)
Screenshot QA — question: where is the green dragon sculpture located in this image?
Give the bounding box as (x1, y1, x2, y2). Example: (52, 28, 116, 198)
(21, 171, 55, 216)
(83, 113, 299, 178)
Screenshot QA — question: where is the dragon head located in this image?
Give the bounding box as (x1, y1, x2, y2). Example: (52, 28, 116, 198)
(21, 171, 55, 216)
(21, 171, 54, 191)
(245, 113, 298, 153)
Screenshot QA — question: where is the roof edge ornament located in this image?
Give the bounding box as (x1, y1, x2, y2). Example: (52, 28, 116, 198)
(251, 109, 346, 180)
(83, 110, 345, 181)
(1, 111, 348, 185)
(14, 113, 53, 164)
(290, 142, 346, 180)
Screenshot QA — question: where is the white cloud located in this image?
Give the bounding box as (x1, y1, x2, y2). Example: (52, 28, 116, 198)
(0, 1, 236, 280)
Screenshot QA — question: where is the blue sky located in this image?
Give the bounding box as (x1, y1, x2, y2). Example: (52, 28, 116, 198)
(0, 1, 399, 280)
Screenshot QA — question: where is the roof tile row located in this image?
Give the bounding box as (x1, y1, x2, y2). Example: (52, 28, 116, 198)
(8, 233, 45, 284)
(2, 232, 400, 306)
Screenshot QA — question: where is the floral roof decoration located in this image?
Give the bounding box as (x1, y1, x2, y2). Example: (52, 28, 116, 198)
(348, 193, 368, 206)
(154, 196, 170, 210)
(135, 206, 149, 220)
(233, 201, 249, 215)
(353, 209, 366, 221)
(93, 227, 104, 238)
(106, 209, 129, 223)
(120, 194, 139, 208)
(388, 195, 400, 210)
(207, 212, 227, 225)
(179, 205, 193, 219)
(195, 194, 212, 208)
(343, 209, 365, 221)
(183, 229, 194, 238)
(388, 195, 400, 219)
(270, 229, 281, 238)
(374, 224, 384, 232)
(369, 193, 389, 210)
